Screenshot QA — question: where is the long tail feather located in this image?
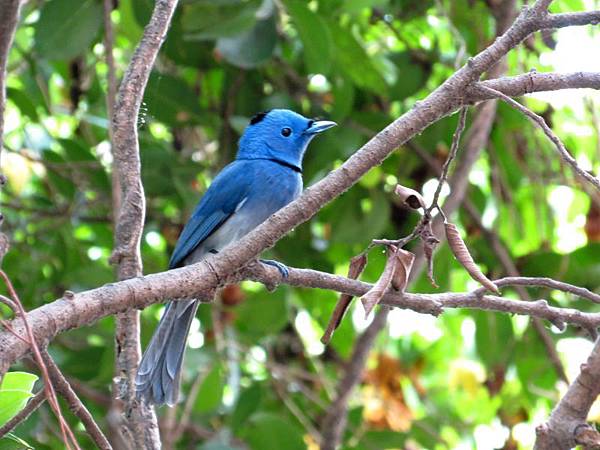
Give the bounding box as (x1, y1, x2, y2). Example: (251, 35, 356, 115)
(135, 299, 199, 406)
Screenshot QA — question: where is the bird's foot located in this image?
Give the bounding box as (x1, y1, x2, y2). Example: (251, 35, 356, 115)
(260, 259, 289, 279)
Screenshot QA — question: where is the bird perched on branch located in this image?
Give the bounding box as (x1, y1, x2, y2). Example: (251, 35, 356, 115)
(136, 109, 336, 405)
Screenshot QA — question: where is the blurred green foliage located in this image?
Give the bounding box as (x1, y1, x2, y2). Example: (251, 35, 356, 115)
(2, 0, 599, 449)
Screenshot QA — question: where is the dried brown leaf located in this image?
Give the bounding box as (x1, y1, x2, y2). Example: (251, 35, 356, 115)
(391, 247, 415, 292)
(321, 253, 368, 344)
(444, 222, 500, 294)
(394, 184, 426, 210)
(420, 222, 439, 288)
(361, 247, 398, 317)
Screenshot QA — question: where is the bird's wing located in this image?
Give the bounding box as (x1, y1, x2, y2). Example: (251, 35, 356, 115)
(168, 162, 253, 269)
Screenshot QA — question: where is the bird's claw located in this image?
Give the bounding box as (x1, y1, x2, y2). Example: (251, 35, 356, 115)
(260, 259, 289, 278)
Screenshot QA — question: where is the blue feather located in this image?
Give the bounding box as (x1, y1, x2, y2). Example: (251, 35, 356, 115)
(168, 162, 252, 269)
(136, 109, 336, 406)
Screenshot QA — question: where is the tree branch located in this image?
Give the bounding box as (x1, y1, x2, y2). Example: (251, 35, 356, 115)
(477, 84, 600, 192)
(0, 0, 22, 160)
(535, 338, 600, 449)
(415, 141, 570, 382)
(471, 71, 600, 100)
(320, 309, 389, 450)
(0, 0, 597, 416)
(108, 0, 178, 447)
(40, 351, 112, 450)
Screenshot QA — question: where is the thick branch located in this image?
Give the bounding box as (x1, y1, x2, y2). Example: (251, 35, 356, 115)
(4, 256, 600, 369)
(0, 0, 598, 387)
(535, 338, 600, 449)
(472, 71, 600, 100)
(0, 0, 22, 156)
(109, 0, 178, 448)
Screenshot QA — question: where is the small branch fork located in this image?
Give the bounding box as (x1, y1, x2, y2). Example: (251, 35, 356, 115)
(477, 84, 600, 192)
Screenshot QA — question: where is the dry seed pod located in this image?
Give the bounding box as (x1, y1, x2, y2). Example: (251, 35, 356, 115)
(444, 222, 500, 294)
(321, 253, 368, 344)
(394, 184, 426, 210)
(391, 247, 415, 292)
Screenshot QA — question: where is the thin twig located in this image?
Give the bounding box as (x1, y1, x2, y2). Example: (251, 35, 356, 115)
(428, 107, 469, 215)
(272, 379, 322, 442)
(0, 389, 46, 437)
(41, 350, 112, 450)
(170, 368, 207, 444)
(103, 0, 120, 223)
(0, 293, 17, 312)
(477, 84, 600, 193)
(415, 143, 570, 382)
(0, 270, 80, 450)
(320, 309, 389, 450)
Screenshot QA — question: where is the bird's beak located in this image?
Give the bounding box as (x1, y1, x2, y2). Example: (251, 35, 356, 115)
(304, 120, 337, 135)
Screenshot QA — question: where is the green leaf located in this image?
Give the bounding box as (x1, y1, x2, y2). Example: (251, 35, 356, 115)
(182, 1, 260, 40)
(235, 289, 289, 337)
(0, 373, 37, 392)
(241, 413, 305, 450)
(328, 21, 387, 93)
(59, 139, 110, 193)
(143, 74, 203, 126)
(474, 311, 514, 367)
(0, 434, 33, 450)
(360, 430, 407, 448)
(389, 52, 428, 99)
(34, 0, 103, 60)
(284, 1, 333, 75)
(230, 384, 262, 432)
(194, 365, 224, 413)
(0, 372, 39, 428)
(216, 11, 277, 68)
(7, 88, 39, 122)
(515, 329, 558, 402)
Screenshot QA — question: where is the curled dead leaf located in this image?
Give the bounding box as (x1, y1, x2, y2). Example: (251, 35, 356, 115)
(394, 184, 426, 210)
(361, 246, 415, 318)
(321, 253, 368, 344)
(391, 247, 415, 292)
(444, 222, 500, 294)
(420, 221, 439, 288)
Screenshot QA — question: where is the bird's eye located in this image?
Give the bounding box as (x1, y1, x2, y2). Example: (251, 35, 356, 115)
(281, 127, 292, 137)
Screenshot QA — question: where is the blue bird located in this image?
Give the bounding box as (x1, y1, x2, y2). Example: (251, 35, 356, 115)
(136, 109, 336, 406)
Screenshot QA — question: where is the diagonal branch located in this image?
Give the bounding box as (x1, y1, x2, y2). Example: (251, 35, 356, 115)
(535, 337, 600, 449)
(0, 0, 598, 381)
(477, 84, 600, 192)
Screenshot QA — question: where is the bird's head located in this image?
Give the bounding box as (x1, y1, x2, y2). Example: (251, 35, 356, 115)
(237, 109, 336, 170)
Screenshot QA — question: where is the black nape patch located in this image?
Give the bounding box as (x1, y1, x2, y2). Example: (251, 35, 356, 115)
(249, 110, 270, 125)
